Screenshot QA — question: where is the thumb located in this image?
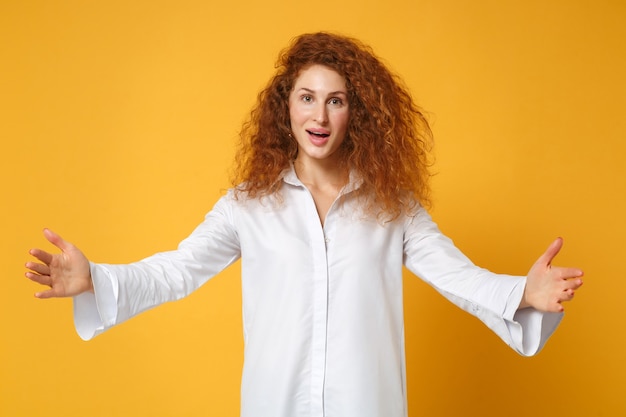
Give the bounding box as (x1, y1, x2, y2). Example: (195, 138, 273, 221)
(43, 228, 72, 253)
(536, 237, 563, 268)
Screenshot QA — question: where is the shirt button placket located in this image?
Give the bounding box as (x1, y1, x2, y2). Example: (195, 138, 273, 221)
(309, 224, 330, 416)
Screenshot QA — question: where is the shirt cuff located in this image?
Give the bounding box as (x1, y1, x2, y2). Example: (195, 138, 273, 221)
(504, 277, 563, 356)
(72, 263, 119, 340)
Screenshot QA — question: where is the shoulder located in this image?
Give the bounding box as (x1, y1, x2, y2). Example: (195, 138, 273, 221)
(402, 204, 437, 234)
(217, 184, 289, 215)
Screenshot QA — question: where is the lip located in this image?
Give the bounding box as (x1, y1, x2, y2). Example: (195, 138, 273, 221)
(307, 128, 330, 135)
(306, 128, 331, 146)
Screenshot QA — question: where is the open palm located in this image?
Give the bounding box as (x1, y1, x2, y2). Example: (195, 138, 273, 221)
(25, 229, 93, 298)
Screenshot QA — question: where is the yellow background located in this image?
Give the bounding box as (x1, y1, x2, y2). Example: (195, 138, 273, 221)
(2, 0, 624, 416)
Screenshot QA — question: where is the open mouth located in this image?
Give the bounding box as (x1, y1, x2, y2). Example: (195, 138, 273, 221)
(307, 130, 330, 138)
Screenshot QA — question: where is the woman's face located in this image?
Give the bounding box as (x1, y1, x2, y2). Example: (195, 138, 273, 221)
(288, 65, 350, 164)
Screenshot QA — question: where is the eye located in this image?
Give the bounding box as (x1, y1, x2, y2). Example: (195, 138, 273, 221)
(301, 95, 313, 103)
(328, 98, 344, 106)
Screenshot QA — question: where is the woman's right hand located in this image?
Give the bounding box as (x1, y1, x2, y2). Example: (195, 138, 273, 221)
(25, 229, 93, 298)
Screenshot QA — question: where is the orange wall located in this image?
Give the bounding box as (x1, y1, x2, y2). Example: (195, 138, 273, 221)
(2, 1, 624, 416)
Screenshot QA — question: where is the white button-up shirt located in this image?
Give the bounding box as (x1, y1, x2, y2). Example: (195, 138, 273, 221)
(74, 167, 562, 417)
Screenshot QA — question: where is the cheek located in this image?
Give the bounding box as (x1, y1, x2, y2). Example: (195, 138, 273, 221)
(287, 96, 296, 120)
(334, 111, 350, 132)
(288, 101, 305, 125)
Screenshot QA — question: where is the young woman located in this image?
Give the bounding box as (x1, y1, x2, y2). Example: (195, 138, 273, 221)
(25, 32, 584, 417)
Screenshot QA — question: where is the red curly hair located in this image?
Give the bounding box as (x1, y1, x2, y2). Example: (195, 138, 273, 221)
(232, 32, 433, 220)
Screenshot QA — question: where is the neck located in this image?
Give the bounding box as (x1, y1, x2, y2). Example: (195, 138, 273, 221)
(293, 155, 349, 189)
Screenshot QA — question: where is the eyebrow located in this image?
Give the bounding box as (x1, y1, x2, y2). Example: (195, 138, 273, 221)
(297, 87, 348, 96)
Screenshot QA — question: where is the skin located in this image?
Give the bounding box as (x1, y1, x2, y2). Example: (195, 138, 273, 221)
(24, 65, 584, 313)
(288, 64, 351, 225)
(519, 237, 583, 312)
(26, 228, 92, 298)
(289, 64, 350, 167)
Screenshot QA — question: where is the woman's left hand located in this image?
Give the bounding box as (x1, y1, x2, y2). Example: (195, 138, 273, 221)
(519, 237, 584, 313)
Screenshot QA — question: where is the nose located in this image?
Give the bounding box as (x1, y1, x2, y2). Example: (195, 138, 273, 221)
(313, 103, 328, 124)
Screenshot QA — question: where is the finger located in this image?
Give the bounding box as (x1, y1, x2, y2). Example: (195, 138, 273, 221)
(554, 266, 584, 280)
(25, 261, 51, 276)
(546, 300, 565, 313)
(563, 277, 584, 291)
(35, 288, 59, 299)
(43, 228, 72, 253)
(25, 271, 52, 286)
(558, 289, 575, 304)
(536, 237, 564, 267)
(28, 248, 53, 265)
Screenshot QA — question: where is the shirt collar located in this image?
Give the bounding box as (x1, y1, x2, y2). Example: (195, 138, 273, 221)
(281, 163, 363, 195)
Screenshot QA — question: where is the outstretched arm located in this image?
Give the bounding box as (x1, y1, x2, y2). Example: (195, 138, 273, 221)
(519, 237, 584, 313)
(25, 229, 93, 298)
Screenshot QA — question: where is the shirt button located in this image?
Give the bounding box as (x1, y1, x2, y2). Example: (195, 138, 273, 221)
(325, 237, 330, 243)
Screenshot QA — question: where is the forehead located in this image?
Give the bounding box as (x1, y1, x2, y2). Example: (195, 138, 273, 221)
(292, 64, 347, 91)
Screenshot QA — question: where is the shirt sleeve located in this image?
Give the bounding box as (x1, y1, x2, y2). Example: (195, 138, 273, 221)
(402, 208, 562, 356)
(73, 194, 241, 340)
